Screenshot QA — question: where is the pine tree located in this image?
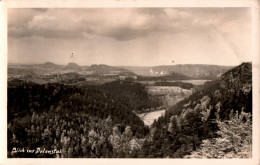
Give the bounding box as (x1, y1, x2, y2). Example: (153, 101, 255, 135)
(167, 115, 179, 134)
(185, 109, 252, 158)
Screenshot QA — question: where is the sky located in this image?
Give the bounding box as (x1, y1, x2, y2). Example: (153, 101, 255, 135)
(8, 8, 252, 66)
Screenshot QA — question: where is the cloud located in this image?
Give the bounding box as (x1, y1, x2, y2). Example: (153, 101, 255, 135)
(8, 8, 154, 40)
(8, 8, 250, 41)
(8, 8, 252, 66)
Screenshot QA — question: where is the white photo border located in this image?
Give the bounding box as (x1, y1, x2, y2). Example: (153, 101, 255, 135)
(0, 0, 259, 165)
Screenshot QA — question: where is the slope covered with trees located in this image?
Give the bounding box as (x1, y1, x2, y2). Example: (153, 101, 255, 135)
(97, 80, 161, 111)
(185, 110, 252, 158)
(154, 81, 194, 90)
(137, 62, 252, 158)
(8, 79, 150, 157)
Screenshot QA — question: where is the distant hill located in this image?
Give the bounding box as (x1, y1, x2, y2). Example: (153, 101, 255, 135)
(8, 68, 36, 76)
(35, 62, 63, 69)
(87, 64, 135, 75)
(81, 65, 90, 71)
(137, 72, 191, 81)
(8, 62, 60, 76)
(8, 63, 232, 80)
(64, 62, 82, 71)
(122, 64, 233, 79)
(119, 66, 151, 76)
(8, 62, 87, 76)
(40, 62, 58, 67)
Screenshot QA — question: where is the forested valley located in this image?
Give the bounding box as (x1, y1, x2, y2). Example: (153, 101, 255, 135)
(7, 62, 252, 158)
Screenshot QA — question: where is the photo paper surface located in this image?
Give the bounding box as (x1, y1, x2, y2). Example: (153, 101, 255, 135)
(1, 0, 259, 165)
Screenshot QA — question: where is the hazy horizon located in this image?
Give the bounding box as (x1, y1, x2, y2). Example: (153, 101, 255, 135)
(8, 8, 252, 66)
(8, 60, 245, 67)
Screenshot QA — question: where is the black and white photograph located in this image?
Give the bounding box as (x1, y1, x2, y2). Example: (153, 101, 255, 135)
(1, 0, 259, 164)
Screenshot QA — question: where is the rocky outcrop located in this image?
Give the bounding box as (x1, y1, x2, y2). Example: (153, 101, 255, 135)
(219, 62, 252, 97)
(167, 62, 252, 133)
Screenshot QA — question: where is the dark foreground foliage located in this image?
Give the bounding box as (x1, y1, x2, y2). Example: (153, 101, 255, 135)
(8, 80, 149, 158)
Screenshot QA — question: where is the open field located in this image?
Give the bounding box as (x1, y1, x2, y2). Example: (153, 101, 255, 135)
(146, 86, 193, 95)
(146, 86, 193, 106)
(168, 79, 210, 85)
(137, 109, 166, 126)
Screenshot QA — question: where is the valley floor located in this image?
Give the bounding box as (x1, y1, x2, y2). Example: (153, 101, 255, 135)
(137, 109, 166, 126)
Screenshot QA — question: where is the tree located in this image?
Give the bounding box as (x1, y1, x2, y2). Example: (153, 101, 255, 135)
(185, 110, 252, 158)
